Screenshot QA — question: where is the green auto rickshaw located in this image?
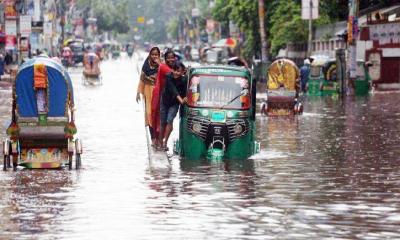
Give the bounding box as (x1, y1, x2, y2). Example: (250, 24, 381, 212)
(307, 56, 338, 96)
(322, 59, 371, 96)
(307, 56, 371, 96)
(174, 66, 260, 161)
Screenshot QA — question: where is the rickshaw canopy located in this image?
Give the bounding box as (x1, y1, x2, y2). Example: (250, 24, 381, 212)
(15, 57, 74, 117)
(268, 59, 299, 91)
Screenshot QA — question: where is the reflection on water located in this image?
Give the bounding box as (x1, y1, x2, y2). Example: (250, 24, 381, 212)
(0, 170, 75, 238)
(1, 56, 400, 239)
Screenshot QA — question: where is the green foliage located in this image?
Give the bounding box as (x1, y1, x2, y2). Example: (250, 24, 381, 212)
(269, 0, 307, 56)
(211, 0, 348, 59)
(76, 0, 129, 34)
(167, 17, 179, 41)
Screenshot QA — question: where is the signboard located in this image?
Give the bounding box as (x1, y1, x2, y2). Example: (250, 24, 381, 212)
(20, 15, 32, 37)
(348, 45, 357, 78)
(43, 22, 52, 37)
(5, 35, 16, 50)
(146, 18, 154, 25)
(192, 8, 200, 17)
(5, 20, 17, 36)
(137, 16, 145, 24)
(301, 0, 319, 20)
(33, 0, 41, 22)
(4, 0, 17, 19)
(206, 19, 215, 34)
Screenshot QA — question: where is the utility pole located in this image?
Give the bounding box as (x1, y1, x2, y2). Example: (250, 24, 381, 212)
(258, 0, 268, 62)
(347, 0, 359, 95)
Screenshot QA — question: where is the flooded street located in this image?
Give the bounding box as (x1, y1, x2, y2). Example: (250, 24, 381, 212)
(1, 54, 400, 239)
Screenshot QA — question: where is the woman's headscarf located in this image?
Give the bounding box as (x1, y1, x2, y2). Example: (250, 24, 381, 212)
(142, 47, 160, 76)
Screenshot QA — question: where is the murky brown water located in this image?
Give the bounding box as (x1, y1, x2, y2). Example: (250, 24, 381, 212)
(1, 55, 400, 239)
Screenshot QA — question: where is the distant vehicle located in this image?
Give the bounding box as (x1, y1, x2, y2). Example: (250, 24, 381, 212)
(263, 58, 303, 116)
(83, 52, 102, 85)
(307, 58, 371, 96)
(190, 48, 200, 61)
(206, 48, 227, 64)
(67, 39, 85, 64)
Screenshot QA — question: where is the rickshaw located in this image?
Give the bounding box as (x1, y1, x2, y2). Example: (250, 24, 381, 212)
(262, 58, 302, 116)
(2, 57, 82, 170)
(174, 66, 260, 161)
(82, 52, 102, 85)
(67, 39, 85, 64)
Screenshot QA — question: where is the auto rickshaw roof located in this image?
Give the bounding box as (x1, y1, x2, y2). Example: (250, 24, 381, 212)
(310, 55, 331, 66)
(190, 65, 251, 79)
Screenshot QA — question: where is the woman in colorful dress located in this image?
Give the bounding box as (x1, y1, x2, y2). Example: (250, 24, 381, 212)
(136, 47, 161, 145)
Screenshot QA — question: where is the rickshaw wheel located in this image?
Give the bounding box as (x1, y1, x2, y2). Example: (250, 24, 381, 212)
(75, 154, 81, 169)
(68, 154, 73, 170)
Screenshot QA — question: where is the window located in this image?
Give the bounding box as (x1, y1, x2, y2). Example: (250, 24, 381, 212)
(188, 75, 250, 109)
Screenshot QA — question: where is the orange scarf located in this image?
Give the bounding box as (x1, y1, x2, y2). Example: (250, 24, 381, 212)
(34, 64, 48, 89)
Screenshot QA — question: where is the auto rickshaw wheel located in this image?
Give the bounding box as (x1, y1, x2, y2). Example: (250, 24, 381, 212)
(68, 154, 73, 170)
(75, 154, 81, 170)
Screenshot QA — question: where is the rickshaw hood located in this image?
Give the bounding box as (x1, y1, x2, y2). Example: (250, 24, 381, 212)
(15, 57, 74, 117)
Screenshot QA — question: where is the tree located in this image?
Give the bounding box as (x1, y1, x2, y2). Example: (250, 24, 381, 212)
(76, 0, 130, 34)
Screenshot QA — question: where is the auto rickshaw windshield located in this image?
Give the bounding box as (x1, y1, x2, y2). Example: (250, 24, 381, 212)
(188, 75, 250, 109)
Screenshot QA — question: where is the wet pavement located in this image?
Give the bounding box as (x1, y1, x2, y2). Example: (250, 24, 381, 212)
(1, 54, 400, 239)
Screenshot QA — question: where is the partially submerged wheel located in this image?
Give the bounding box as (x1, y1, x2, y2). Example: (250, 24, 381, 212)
(3, 140, 10, 171)
(75, 154, 81, 169)
(75, 139, 83, 170)
(68, 154, 73, 170)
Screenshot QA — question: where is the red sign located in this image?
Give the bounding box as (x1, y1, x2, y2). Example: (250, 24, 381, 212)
(4, 0, 17, 19)
(5, 35, 16, 50)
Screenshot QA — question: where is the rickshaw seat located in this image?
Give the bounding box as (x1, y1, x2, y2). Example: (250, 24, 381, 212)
(18, 126, 67, 139)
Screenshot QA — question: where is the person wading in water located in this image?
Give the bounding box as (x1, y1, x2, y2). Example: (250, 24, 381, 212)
(136, 47, 161, 146)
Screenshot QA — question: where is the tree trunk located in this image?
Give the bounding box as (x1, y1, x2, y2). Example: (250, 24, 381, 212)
(258, 0, 268, 62)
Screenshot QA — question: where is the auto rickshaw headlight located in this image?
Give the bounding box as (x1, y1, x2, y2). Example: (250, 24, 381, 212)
(192, 123, 202, 133)
(201, 109, 209, 117)
(233, 124, 243, 134)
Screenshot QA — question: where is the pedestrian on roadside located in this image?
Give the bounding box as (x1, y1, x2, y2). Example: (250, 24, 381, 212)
(136, 46, 161, 146)
(300, 59, 311, 93)
(151, 49, 176, 149)
(158, 61, 187, 151)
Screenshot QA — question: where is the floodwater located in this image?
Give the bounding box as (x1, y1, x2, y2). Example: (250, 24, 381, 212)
(1, 54, 400, 239)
